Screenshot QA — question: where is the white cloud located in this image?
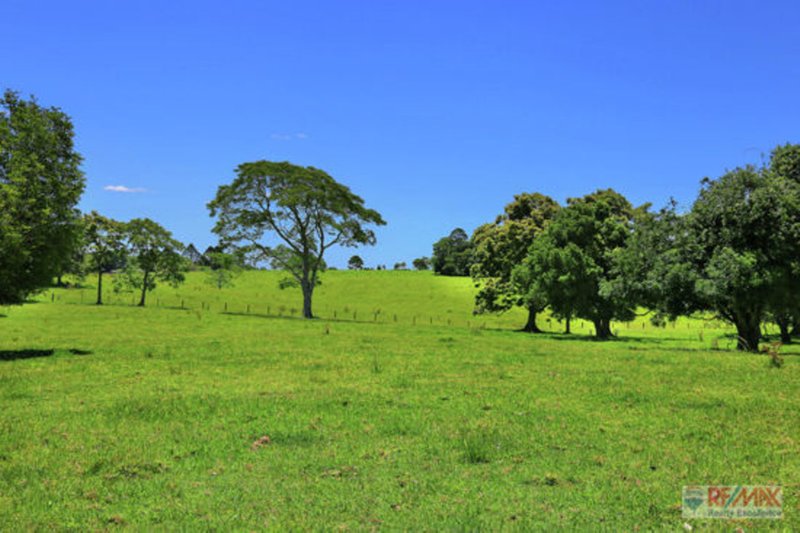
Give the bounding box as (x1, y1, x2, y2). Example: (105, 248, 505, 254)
(104, 185, 147, 193)
(270, 132, 309, 141)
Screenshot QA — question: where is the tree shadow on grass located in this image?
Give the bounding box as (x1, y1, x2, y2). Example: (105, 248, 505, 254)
(0, 348, 93, 362)
(530, 331, 800, 356)
(518, 332, 662, 344)
(526, 331, 764, 354)
(0, 349, 55, 361)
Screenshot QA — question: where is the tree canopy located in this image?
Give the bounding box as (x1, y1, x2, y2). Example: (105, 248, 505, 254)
(432, 228, 473, 276)
(412, 257, 430, 270)
(0, 90, 85, 304)
(348, 255, 365, 270)
(471, 192, 559, 332)
(208, 161, 385, 318)
(627, 166, 800, 350)
(521, 189, 638, 338)
(119, 218, 187, 307)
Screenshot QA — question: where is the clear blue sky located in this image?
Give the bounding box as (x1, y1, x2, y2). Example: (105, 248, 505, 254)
(3, 0, 799, 267)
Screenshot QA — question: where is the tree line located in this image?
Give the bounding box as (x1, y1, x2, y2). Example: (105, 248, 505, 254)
(431, 144, 800, 351)
(4, 88, 800, 352)
(2, 91, 386, 319)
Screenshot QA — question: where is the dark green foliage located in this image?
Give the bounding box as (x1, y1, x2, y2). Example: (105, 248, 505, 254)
(685, 167, 800, 351)
(348, 255, 364, 270)
(471, 193, 559, 332)
(432, 228, 473, 276)
(0, 90, 85, 304)
(412, 257, 431, 270)
(626, 164, 800, 351)
(769, 143, 800, 184)
(522, 189, 638, 338)
(208, 161, 385, 318)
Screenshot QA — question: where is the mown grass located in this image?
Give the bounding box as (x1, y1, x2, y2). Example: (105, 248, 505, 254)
(1, 271, 798, 529)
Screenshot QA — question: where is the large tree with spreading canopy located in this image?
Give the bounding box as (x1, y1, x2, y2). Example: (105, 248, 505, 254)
(208, 161, 385, 318)
(0, 90, 84, 304)
(470, 192, 559, 332)
(522, 189, 639, 339)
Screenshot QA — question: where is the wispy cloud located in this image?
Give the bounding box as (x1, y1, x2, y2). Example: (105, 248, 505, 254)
(270, 132, 309, 141)
(104, 185, 147, 193)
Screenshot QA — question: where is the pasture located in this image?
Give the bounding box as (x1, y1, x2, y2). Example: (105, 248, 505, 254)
(1, 271, 798, 529)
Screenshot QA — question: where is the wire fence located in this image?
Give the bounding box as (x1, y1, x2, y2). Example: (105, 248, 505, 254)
(40, 287, 739, 336)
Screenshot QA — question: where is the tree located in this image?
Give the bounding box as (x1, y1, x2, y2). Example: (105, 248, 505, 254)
(687, 167, 800, 350)
(204, 251, 241, 290)
(471, 192, 559, 333)
(83, 211, 127, 305)
(524, 189, 638, 339)
(432, 228, 473, 276)
(393, 261, 407, 270)
(0, 90, 85, 304)
(348, 255, 364, 270)
(412, 257, 431, 270)
(770, 143, 800, 184)
(208, 161, 385, 318)
(625, 165, 800, 351)
(121, 218, 187, 306)
(767, 143, 800, 340)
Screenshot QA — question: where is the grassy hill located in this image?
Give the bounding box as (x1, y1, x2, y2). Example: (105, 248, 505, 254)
(0, 271, 797, 529)
(36, 269, 750, 342)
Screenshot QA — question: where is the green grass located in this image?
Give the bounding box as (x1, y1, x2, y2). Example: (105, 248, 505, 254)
(1, 270, 798, 529)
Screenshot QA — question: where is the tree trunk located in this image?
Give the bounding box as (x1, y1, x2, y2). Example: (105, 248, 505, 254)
(96, 271, 103, 305)
(521, 306, 542, 333)
(777, 316, 792, 344)
(593, 318, 613, 339)
(564, 316, 571, 334)
(301, 280, 314, 319)
(138, 271, 149, 307)
(734, 316, 761, 352)
(57, 274, 64, 287)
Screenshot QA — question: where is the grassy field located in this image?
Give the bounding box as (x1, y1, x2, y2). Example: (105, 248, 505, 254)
(1, 271, 798, 529)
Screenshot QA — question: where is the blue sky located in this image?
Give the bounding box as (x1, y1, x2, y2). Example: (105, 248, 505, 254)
(3, 0, 799, 267)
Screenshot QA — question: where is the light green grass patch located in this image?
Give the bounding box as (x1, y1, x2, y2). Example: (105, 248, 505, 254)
(0, 271, 797, 529)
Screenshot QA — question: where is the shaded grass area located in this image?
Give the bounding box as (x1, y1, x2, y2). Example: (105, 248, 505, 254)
(0, 272, 797, 529)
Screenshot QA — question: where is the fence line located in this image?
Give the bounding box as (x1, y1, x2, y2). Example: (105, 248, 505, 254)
(41, 288, 737, 334)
